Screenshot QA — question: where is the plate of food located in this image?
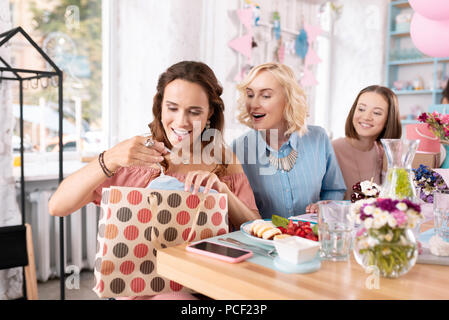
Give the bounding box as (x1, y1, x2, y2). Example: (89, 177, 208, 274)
(240, 215, 319, 247)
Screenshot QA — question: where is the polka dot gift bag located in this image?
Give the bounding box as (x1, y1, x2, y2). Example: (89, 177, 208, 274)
(93, 186, 228, 298)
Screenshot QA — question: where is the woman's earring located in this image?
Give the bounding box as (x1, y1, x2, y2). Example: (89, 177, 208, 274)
(205, 120, 211, 130)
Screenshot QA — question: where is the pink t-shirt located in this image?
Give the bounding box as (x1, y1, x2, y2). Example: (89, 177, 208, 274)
(332, 137, 384, 200)
(93, 166, 258, 212)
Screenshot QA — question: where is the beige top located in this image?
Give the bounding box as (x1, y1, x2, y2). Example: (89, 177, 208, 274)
(332, 137, 384, 200)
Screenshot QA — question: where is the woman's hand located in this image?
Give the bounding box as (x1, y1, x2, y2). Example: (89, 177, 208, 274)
(305, 200, 331, 213)
(305, 203, 319, 213)
(184, 170, 228, 195)
(103, 136, 169, 172)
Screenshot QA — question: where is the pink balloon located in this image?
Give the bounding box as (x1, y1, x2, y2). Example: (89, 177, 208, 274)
(409, 0, 449, 21)
(410, 12, 449, 58)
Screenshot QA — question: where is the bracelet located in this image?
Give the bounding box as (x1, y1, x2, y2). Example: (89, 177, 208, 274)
(99, 151, 115, 178)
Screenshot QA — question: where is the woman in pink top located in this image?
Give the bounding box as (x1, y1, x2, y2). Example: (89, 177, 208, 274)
(48, 61, 261, 299)
(332, 85, 402, 200)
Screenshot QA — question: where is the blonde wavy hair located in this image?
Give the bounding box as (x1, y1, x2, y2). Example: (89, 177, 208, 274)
(236, 62, 308, 137)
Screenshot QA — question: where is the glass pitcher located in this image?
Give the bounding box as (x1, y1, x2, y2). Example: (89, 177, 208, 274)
(379, 139, 420, 200)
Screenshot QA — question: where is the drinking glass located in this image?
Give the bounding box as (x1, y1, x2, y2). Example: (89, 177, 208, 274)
(433, 190, 449, 241)
(317, 201, 354, 261)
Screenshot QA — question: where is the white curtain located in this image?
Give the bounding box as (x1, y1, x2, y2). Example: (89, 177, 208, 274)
(0, 0, 23, 300)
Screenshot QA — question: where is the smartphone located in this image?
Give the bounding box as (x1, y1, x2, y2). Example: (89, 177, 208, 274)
(186, 241, 253, 263)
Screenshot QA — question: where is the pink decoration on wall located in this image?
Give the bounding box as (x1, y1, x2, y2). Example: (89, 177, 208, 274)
(228, 33, 253, 60)
(304, 47, 322, 66)
(409, 0, 449, 21)
(300, 68, 318, 87)
(237, 8, 254, 33)
(277, 41, 285, 64)
(410, 12, 449, 58)
(233, 69, 244, 82)
(304, 23, 323, 44)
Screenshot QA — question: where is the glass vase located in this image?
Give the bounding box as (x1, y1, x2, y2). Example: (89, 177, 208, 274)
(380, 139, 420, 200)
(440, 141, 449, 169)
(353, 226, 418, 278)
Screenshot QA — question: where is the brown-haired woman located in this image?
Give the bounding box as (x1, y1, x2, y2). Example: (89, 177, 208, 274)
(332, 85, 402, 200)
(48, 61, 260, 298)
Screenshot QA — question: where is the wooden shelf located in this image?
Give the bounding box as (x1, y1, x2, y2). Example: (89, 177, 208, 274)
(391, 0, 411, 8)
(389, 58, 435, 66)
(390, 30, 410, 37)
(393, 90, 434, 95)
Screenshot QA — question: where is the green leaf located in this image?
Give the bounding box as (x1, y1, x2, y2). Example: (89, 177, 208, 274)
(271, 214, 289, 228)
(312, 224, 319, 235)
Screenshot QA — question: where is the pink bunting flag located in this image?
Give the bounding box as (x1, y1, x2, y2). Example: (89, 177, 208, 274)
(304, 23, 323, 44)
(237, 8, 254, 34)
(300, 67, 318, 87)
(304, 47, 322, 66)
(228, 33, 253, 60)
(277, 41, 285, 64)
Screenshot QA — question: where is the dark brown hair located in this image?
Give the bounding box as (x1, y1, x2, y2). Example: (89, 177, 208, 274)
(148, 61, 228, 176)
(345, 85, 402, 141)
(441, 79, 449, 104)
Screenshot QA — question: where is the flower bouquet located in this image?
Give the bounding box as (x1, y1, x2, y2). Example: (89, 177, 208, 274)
(351, 198, 424, 278)
(413, 164, 449, 203)
(417, 111, 449, 144)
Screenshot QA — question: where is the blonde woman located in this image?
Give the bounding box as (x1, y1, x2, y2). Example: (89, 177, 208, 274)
(231, 63, 346, 219)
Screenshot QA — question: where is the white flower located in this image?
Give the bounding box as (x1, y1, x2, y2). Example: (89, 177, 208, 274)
(385, 232, 393, 242)
(382, 247, 392, 255)
(373, 212, 389, 229)
(396, 202, 407, 212)
(387, 215, 397, 228)
(372, 208, 382, 217)
(364, 206, 374, 215)
(358, 237, 369, 250)
(367, 236, 379, 247)
(364, 217, 374, 229)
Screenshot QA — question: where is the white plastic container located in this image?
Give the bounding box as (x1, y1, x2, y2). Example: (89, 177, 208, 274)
(274, 236, 320, 265)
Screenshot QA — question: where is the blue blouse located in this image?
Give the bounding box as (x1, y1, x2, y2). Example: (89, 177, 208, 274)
(231, 126, 346, 219)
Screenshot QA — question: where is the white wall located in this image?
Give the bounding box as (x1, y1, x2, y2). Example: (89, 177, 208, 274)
(109, 0, 388, 144)
(110, 0, 325, 145)
(110, 0, 205, 144)
(328, 0, 388, 139)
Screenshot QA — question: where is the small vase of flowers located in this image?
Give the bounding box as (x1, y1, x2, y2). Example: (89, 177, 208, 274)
(351, 198, 423, 278)
(413, 164, 449, 203)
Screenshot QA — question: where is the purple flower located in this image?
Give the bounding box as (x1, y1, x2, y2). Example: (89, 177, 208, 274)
(377, 198, 399, 212)
(418, 113, 428, 122)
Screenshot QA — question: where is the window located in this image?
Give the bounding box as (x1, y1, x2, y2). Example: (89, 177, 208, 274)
(9, 0, 103, 161)
(314, 2, 333, 137)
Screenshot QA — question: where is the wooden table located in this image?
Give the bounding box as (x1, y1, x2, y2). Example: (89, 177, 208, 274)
(157, 231, 449, 300)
